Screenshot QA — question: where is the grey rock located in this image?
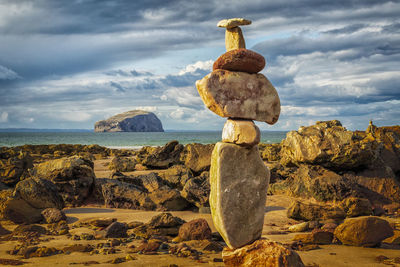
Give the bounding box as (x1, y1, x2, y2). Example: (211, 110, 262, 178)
(94, 110, 163, 132)
(210, 142, 269, 249)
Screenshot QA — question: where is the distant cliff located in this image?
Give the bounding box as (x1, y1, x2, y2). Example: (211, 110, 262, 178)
(94, 110, 164, 132)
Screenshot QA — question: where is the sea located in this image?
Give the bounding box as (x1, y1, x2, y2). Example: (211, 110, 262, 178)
(0, 131, 288, 149)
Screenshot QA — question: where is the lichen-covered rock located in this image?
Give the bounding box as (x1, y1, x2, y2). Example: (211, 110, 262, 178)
(100, 179, 155, 210)
(15, 177, 64, 210)
(181, 171, 210, 208)
(287, 200, 346, 221)
(222, 239, 305, 267)
(213, 49, 265, 74)
(334, 216, 394, 247)
(94, 110, 164, 132)
(158, 165, 193, 190)
(269, 164, 363, 202)
(108, 156, 136, 172)
(138, 141, 183, 169)
(340, 197, 373, 217)
(32, 156, 95, 206)
(182, 143, 214, 174)
(196, 69, 280, 124)
(148, 187, 190, 211)
(210, 142, 269, 249)
(222, 119, 260, 146)
(41, 208, 66, 224)
(259, 143, 281, 162)
(0, 152, 33, 186)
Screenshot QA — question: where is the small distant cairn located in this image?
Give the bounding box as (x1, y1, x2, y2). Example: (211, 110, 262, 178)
(196, 18, 281, 249)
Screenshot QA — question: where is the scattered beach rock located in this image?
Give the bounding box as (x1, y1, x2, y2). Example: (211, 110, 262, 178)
(41, 208, 66, 224)
(0, 223, 11, 236)
(2, 196, 43, 224)
(340, 197, 373, 217)
(222, 239, 305, 267)
(178, 219, 212, 241)
(196, 69, 280, 124)
(94, 110, 164, 132)
(210, 142, 269, 249)
(213, 48, 265, 74)
(334, 216, 394, 247)
(288, 222, 309, 233)
(104, 222, 128, 238)
(158, 165, 193, 189)
(131, 213, 185, 239)
(108, 156, 136, 172)
(148, 187, 190, 211)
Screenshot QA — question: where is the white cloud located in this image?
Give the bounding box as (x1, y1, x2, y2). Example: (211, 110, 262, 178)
(0, 112, 8, 123)
(0, 65, 20, 80)
(57, 111, 92, 122)
(178, 60, 213, 75)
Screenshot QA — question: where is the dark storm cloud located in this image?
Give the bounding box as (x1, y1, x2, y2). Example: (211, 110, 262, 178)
(0, 0, 399, 129)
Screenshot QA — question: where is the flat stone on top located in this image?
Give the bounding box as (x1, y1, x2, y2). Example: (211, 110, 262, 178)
(210, 142, 270, 249)
(217, 18, 252, 29)
(196, 69, 281, 124)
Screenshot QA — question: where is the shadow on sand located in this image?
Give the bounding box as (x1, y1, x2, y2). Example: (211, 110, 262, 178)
(265, 206, 285, 213)
(64, 208, 116, 214)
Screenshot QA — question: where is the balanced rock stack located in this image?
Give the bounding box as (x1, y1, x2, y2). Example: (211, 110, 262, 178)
(196, 18, 281, 249)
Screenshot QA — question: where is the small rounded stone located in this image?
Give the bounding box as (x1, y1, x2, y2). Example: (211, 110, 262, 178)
(213, 48, 265, 73)
(222, 119, 260, 146)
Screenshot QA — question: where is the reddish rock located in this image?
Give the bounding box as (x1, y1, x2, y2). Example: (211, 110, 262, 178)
(222, 239, 305, 267)
(178, 218, 212, 241)
(311, 229, 333, 244)
(213, 48, 265, 74)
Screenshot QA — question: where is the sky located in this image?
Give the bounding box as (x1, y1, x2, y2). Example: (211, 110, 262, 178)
(0, 0, 399, 131)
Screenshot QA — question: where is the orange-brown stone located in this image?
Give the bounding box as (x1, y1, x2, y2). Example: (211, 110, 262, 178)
(213, 49, 265, 73)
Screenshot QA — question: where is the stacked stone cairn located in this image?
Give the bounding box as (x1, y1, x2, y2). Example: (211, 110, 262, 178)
(196, 18, 281, 249)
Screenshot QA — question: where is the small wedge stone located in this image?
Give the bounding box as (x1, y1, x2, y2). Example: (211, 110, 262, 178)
(222, 119, 260, 146)
(217, 18, 252, 29)
(225, 27, 245, 51)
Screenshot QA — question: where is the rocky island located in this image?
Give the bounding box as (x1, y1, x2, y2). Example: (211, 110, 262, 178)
(94, 110, 164, 132)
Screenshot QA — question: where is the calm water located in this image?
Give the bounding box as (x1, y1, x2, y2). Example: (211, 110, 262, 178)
(0, 131, 287, 149)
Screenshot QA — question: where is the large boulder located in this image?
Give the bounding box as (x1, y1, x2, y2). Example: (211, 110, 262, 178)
(182, 143, 214, 174)
(222, 239, 305, 267)
(14, 177, 64, 210)
(196, 69, 280, 124)
(1, 178, 64, 224)
(280, 120, 376, 170)
(138, 141, 183, 169)
(148, 187, 190, 211)
(210, 142, 269, 249)
(94, 110, 164, 132)
(31, 156, 95, 206)
(334, 216, 394, 247)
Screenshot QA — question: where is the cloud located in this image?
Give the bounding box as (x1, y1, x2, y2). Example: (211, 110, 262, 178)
(0, 1, 399, 130)
(0, 112, 8, 123)
(0, 65, 20, 80)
